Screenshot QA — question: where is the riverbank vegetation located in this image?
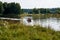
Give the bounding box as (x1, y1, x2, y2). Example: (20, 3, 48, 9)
(0, 20, 60, 40)
(20, 13, 60, 19)
(0, 1, 60, 18)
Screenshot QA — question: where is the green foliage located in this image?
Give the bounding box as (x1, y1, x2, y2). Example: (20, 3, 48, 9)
(33, 8, 39, 14)
(0, 1, 4, 15)
(3, 2, 21, 17)
(3, 2, 7, 9)
(6, 3, 20, 14)
(0, 20, 60, 40)
(0, 1, 21, 18)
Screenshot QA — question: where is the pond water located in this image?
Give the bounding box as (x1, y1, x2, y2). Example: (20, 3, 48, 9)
(23, 17, 60, 31)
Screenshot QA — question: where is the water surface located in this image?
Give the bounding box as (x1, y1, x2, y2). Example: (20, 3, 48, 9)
(23, 17, 60, 31)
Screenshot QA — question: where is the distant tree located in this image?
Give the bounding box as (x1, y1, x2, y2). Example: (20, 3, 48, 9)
(3, 2, 7, 15)
(33, 8, 39, 14)
(0, 1, 4, 15)
(56, 8, 60, 14)
(3, 2, 7, 9)
(15, 3, 21, 14)
(46, 9, 50, 13)
(40, 8, 46, 14)
(21, 9, 24, 13)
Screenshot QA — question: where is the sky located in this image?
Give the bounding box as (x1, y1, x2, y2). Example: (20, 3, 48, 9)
(0, 0, 60, 9)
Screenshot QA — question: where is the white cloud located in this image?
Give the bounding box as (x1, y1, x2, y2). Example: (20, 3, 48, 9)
(0, 0, 60, 9)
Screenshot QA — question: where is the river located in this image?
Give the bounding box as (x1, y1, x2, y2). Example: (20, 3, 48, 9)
(23, 17, 60, 31)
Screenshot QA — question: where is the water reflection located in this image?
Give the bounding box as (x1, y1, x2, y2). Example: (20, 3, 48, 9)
(23, 17, 60, 31)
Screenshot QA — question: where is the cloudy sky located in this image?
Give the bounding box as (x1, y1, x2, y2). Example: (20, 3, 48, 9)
(0, 0, 60, 9)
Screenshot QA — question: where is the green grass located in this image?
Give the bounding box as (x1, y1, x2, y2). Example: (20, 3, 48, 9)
(0, 20, 60, 40)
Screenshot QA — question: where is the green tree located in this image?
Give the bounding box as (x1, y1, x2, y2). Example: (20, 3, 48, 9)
(40, 8, 46, 14)
(3, 2, 21, 17)
(3, 2, 8, 16)
(15, 3, 21, 14)
(0, 1, 4, 15)
(33, 8, 39, 14)
(56, 8, 60, 14)
(3, 2, 7, 9)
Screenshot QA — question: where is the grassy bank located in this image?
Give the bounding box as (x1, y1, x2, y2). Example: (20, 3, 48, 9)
(0, 20, 60, 40)
(20, 13, 60, 19)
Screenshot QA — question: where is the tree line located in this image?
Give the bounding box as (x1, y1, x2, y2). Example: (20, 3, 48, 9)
(32, 8, 60, 14)
(0, 1, 60, 18)
(0, 1, 21, 18)
(22, 8, 60, 14)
